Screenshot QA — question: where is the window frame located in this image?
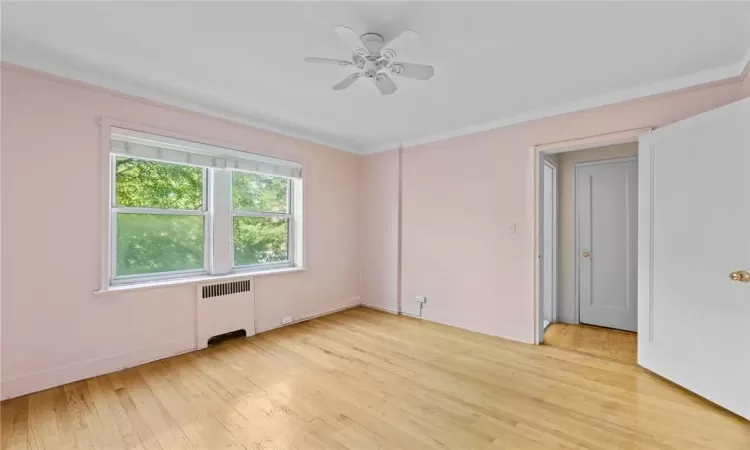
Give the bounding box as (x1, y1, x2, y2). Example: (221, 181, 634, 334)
(230, 175, 294, 271)
(101, 121, 304, 290)
(109, 156, 211, 285)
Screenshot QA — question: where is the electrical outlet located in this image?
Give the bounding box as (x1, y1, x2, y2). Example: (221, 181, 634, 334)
(416, 296, 426, 304)
(510, 222, 517, 233)
(281, 316, 293, 325)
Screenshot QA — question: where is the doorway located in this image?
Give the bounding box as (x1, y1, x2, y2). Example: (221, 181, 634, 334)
(537, 140, 639, 365)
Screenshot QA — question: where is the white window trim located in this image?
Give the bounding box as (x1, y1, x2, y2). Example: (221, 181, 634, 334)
(93, 267, 307, 296)
(215, 171, 297, 275)
(110, 157, 211, 286)
(229, 188, 295, 272)
(98, 119, 305, 291)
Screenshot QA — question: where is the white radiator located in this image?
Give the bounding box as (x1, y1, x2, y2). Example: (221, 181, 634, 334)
(196, 278, 255, 350)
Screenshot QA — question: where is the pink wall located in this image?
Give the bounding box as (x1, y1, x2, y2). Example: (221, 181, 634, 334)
(362, 77, 748, 344)
(357, 150, 400, 311)
(3, 61, 748, 399)
(0, 65, 360, 398)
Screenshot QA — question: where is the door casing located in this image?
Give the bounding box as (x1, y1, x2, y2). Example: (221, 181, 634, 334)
(541, 159, 558, 325)
(532, 128, 651, 345)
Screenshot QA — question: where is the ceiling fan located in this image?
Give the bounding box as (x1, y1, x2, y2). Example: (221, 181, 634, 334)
(305, 26, 434, 95)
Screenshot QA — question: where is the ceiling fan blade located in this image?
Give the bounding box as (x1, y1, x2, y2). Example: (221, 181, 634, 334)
(374, 73, 398, 95)
(333, 73, 362, 90)
(383, 29, 419, 54)
(335, 25, 366, 54)
(305, 57, 353, 67)
(389, 62, 434, 80)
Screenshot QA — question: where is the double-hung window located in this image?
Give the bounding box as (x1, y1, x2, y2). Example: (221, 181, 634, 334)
(106, 127, 303, 287)
(231, 172, 293, 268)
(113, 157, 208, 280)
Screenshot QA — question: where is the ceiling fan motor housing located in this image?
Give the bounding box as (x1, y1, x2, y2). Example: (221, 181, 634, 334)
(362, 59, 385, 78)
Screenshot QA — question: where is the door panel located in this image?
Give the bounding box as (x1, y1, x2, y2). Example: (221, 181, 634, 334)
(578, 159, 638, 331)
(639, 97, 749, 419)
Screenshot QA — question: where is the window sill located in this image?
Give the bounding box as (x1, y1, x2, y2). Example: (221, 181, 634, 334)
(93, 266, 307, 296)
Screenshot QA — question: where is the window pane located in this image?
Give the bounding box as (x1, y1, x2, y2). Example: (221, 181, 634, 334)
(116, 214, 204, 277)
(232, 172, 288, 213)
(115, 157, 203, 210)
(233, 216, 289, 266)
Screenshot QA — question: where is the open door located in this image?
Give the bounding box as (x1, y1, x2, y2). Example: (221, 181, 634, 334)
(638, 97, 749, 419)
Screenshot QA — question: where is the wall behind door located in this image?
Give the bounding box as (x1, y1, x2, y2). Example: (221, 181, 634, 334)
(556, 142, 638, 323)
(360, 70, 746, 344)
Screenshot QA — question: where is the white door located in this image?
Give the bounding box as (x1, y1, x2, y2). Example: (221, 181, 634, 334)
(639, 97, 750, 419)
(542, 161, 556, 326)
(577, 158, 638, 332)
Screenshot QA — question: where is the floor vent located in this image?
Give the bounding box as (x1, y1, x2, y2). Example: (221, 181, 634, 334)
(207, 329, 247, 347)
(201, 279, 252, 298)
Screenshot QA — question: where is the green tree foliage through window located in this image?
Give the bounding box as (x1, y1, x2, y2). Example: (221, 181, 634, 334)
(116, 157, 203, 210)
(232, 172, 290, 266)
(116, 214, 204, 276)
(113, 157, 292, 278)
(115, 157, 205, 276)
(232, 172, 288, 213)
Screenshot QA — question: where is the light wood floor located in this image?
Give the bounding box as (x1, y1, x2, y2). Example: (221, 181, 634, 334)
(544, 322, 638, 365)
(2, 307, 747, 449)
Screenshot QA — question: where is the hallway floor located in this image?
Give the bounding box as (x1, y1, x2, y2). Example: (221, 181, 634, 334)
(544, 322, 637, 365)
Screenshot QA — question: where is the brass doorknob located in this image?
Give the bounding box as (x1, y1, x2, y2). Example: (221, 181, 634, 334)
(729, 270, 750, 282)
(582, 251, 590, 258)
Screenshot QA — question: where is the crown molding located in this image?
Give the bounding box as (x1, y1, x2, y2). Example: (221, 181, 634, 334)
(361, 48, 750, 154)
(740, 46, 750, 80)
(1, 38, 365, 154)
(4, 35, 748, 157)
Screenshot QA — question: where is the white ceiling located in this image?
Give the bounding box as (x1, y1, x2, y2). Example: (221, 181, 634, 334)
(3, 2, 749, 153)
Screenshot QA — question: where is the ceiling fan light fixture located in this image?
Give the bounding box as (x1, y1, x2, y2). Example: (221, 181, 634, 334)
(360, 33, 385, 55)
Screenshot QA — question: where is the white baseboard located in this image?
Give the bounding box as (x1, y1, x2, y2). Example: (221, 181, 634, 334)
(289, 301, 361, 325)
(1, 337, 195, 400)
(259, 300, 362, 333)
(1, 299, 364, 400)
(361, 303, 425, 320)
(360, 303, 400, 314)
(361, 303, 531, 343)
